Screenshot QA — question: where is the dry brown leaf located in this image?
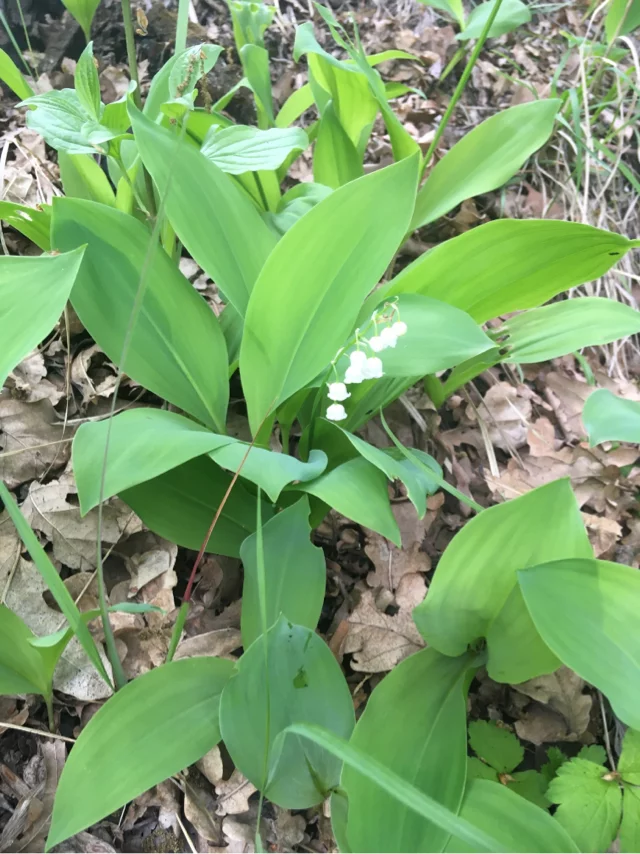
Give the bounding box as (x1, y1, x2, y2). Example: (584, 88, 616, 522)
(0, 396, 71, 489)
(174, 628, 242, 660)
(215, 770, 257, 816)
(469, 382, 532, 451)
(5, 559, 113, 701)
(184, 775, 224, 844)
(365, 502, 430, 592)
(197, 747, 224, 788)
(22, 476, 142, 570)
(8, 351, 64, 406)
(0, 508, 22, 596)
(124, 532, 178, 596)
(581, 512, 622, 557)
(343, 574, 425, 672)
(512, 668, 592, 744)
(267, 808, 306, 851)
(527, 416, 561, 458)
(70, 345, 117, 405)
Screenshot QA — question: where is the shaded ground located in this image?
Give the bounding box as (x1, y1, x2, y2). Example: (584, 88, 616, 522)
(1, 0, 640, 850)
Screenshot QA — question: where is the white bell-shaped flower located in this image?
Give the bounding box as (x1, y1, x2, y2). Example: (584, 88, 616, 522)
(328, 382, 350, 401)
(349, 349, 367, 370)
(344, 365, 364, 384)
(379, 327, 398, 349)
(362, 356, 383, 379)
(326, 403, 348, 421)
(391, 320, 407, 336)
(369, 335, 385, 352)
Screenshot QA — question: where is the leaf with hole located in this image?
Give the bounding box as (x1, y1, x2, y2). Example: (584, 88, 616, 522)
(413, 479, 592, 683)
(518, 557, 640, 730)
(219, 617, 355, 808)
(46, 657, 233, 850)
(52, 198, 229, 432)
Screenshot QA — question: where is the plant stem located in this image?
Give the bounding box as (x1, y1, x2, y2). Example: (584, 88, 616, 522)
(175, 0, 190, 56)
(45, 694, 54, 732)
(420, 0, 506, 180)
(120, 0, 140, 106)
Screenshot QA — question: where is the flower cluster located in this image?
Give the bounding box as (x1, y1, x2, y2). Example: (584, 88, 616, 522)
(325, 309, 407, 422)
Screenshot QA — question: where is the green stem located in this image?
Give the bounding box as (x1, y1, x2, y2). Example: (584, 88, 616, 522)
(175, 0, 190, 56)
(166, 600, 188, 662)
(45, 693, 54, 732)
(420, 0, 506, 180)
(120, 0, 140, 105)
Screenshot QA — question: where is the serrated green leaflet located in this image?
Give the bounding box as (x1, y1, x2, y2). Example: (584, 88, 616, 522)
(468, 721, 523, 774)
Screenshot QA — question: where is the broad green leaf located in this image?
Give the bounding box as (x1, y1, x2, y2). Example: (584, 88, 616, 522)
(619, 729, 640, 785)
(240, 154, 419, 432)
(0, 248, 84, 386)
(60, 0, 100, 39)
(621, 786, 640, 853)
(73, 409, 327, 512)
(47, 657, 233, 850)
(504, 297, 640, 363)
(446, 779, 579, 853)
(606, 0, 640, 41)
(240, 43, 275, 125)
(364, 294, 493, 376)
(579, 745, 608, 765)
(342, 648, 471, 852)
(412, 101, 560, 229)
(382, 220, 634, 324)
(0, 604, 48, 696)
(267, 182, 333, 235)
(0, 483, 110, 687)
(313, 100, 364, 187)
(547, 758, 621, 853)
(0, 201, 50, 249)
(120, 456, 270, 558)
(295, 457, 401, 544)
(583, 388, 640, 445)
(286, 723, 505, 852)
(129, 102, 277, 316)
(468, 721, 523, 774)
(19, 89, 117, 154)
(240, 498, 326, 648)
(74, 42, 101, 120)
(58, 152, 116, 206)
(201, 124, 307, 173)
(330, 790, 352, 853)
(518, 557, 640, 730)
(414, 479, 592, 683)
(168, 44, 223, 99)
(52, 198, 229, 432)
(220, 617, 355, 807)
(416, 0, 465, 27)
(0, 48, 34, 100)
(457, 0, 531, 41)
(335, 426, 441, 518)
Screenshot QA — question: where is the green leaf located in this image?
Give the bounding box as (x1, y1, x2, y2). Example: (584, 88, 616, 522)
(240, 154, 419, 432)
(0, 248, 84, 387)
(229, 0, 275, 49)
(508, 770, 550, 810)
(240, 498, 326, 649)
(365, 294, 494, 376)
(0, 48, 34, 100)
(414, 479, 592, 684)
(0, 604, 49, 697)
(619, 729, 640, 785)
(0, 482, 110, 688)
(286, 723, 506, 852)
(541, 746, 568, 783)
(120, 456, 270, 558)
(295, 456, 401, 544)
(412, 101, 560, 229)
(382, 220, 634, 324)
(240, 44, 275, 125)
(456, 0, 531, 41)
(468, 757, 499, 783)
(47, 657, 233, 850)
(168, 44, 223, 100)
(313, 100, 364, 188)
(583, 388, 640, 446)
(415, 0, 465, 27)
(267, 182, 333, 235)
(60, 0, 100, 39)
(52, 198, 229, 432)
(621, 786, 640, 853)
(445, 779, 579, 853)
(58, 152, 116, 206)
(73, 409, 327, 512)
(19, 89, 116, 154)
(342, 648, 471, 852)
(74, 42, 101, 121)
(518, 558, 640, 730)
(220, 617, 355, 807)
(129, 102, 277, 317)
(201, 124, 307, 173)
(468, 721, 523, 774)
(504, 298, 640, 363)
(606, 0, 640, 41)
(547, 758, 621, 853)
(0, 201, 50, 249)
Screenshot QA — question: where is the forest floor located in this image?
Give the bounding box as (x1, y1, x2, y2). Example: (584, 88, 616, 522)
(1, 0, 640, 850)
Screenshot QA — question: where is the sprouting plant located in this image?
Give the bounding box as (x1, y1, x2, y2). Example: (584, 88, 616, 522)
(1, 0, 640, 851)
